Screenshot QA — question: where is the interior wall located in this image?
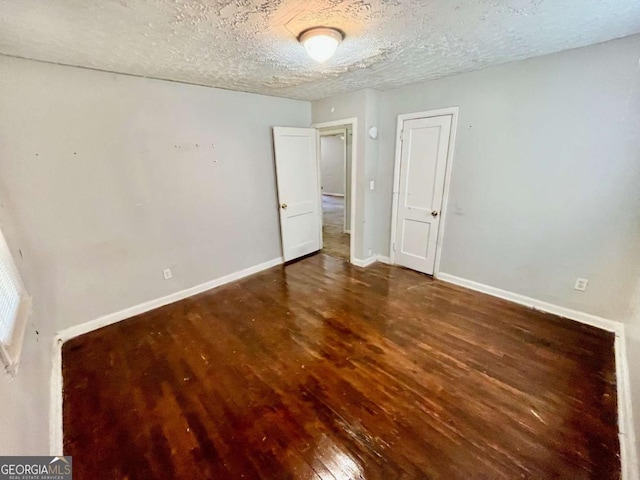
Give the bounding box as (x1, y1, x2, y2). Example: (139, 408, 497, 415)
(364, 89, 382, 259)
(312, 89, 380, 260)
(320, 135, 345, 196)
(376, 34, 640, 322)
(0, 208, 50, 454)
(623, 46, 640, 462)
(0, 335, 50, 455)
(0, 55, 311, 454)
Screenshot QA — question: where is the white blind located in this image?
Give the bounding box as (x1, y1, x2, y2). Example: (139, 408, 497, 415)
(0, 254, 20, 346)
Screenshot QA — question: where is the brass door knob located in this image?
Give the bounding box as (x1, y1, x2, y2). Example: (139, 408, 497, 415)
(431, 210, 438, 217)
(281, 204, 288, 210)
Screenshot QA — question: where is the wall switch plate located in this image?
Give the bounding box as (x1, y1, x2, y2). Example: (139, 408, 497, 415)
(369, 180, 375, 191)
(574, 278, 588, 291)
(163, 268, 173, 280)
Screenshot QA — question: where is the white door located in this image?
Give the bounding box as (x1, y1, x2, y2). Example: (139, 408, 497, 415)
(393, 115, 452, 275)
(273, 127, 322, 262)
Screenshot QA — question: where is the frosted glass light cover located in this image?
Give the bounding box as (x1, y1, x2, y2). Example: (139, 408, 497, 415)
(300, 28, 343, 63)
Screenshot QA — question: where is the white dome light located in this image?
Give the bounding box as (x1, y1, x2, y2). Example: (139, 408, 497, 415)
(299, 27, 343, 63)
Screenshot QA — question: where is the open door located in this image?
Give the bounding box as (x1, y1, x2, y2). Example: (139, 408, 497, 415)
(273, 127, 322, 262)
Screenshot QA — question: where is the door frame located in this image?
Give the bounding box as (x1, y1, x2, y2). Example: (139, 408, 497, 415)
(389, 107, 459, 277)
(312, 118, 358, 265)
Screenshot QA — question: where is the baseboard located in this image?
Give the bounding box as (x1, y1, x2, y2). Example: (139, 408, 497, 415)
(377, 255, 391, 265)
(436, 271, 637, 480)
(435, 272, 622, 334)
(322, 193, 345, 197)
(616, 328, 640, 480)
(56, 256, 283, 343)
(352, 256, 377, 268)
(49, 255, 283, 455)
(49, 335, 63, 456)
(48, 259, 637, 478)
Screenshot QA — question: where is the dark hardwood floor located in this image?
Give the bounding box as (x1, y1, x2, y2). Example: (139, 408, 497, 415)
(63, 254, 620, 479)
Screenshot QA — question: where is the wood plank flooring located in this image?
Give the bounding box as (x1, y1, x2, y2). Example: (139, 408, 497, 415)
(322, 195, 350, 261)
(63, 254, 620, 479)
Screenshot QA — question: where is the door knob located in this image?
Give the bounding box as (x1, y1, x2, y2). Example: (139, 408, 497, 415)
(281, 204, 288, 210)
(431, 210, 439, 217)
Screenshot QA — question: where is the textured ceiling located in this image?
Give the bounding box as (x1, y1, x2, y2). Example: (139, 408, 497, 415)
(1, 0, 640, 100)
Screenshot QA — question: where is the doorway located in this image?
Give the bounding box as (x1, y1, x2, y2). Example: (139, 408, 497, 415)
(272, 119, 357, 265)
(313, 118, 357, 264)
(390, 108, 458, 276)
(318, 127, 351, 261)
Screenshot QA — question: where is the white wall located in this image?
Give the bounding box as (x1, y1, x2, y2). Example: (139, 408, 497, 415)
(0, 338, 50, 455)
(320, 135, 345, 196)
(370, 36, 640, 465)
(0, 160, 53, 455)
(0, 55, 310, 454)
(2, 31, 638, 460)
(376, 34, 640, 322)
(621, 35, 640, 469)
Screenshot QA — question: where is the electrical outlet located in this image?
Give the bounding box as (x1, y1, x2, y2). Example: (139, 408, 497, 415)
(369, 180, 375, 191)
(574, 278, 588, 291)
(368, 248, 373, 257)
(163, 268, 173, 280)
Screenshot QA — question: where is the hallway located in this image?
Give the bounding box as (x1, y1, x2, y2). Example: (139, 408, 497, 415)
(321, 195, 349, 261)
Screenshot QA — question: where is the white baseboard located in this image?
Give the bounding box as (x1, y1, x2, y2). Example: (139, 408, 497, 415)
(436, 272, 622, 334)
(56, 256, 283, 343)
(50, 256, 283, 455)
(436, 271, 637, 480)
(49, 335, 63, 456)
(48, 259, 638, 479)
(616, 328, 640, 480)
(376, 255, 391, 265)
(352, 256, 376, 268)
(322, 193, 345, 197)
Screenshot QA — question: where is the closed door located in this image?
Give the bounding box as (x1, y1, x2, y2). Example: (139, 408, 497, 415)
(393, 115, 452, 275)
(273, 127, 322, 262)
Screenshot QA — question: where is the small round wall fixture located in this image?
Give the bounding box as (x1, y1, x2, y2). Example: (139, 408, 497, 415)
(368, 126, 379, 139)
(299, 27, 344, 63)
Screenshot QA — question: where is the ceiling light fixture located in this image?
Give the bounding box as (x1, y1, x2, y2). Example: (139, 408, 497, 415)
(299, 27, 344, 63)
